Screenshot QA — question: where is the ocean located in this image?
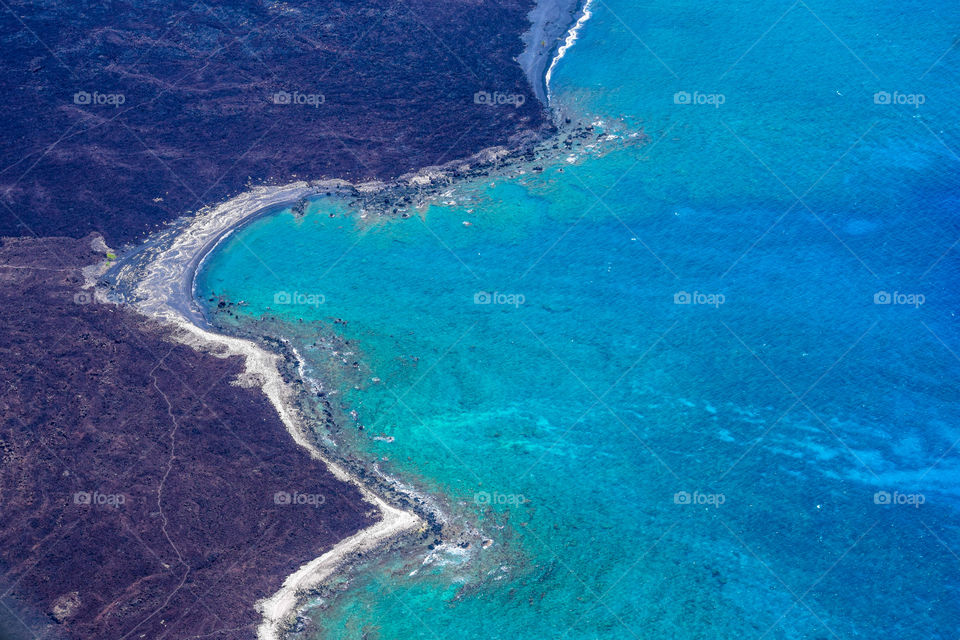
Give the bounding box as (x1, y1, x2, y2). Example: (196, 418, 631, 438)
(196, 0, 960, 637)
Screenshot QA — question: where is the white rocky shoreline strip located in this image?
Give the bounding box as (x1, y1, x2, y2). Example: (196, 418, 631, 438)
(120, 180, 424, 640)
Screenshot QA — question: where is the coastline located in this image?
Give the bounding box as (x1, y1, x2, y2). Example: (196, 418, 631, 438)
(518, 0, 585, 105)
(113, 146, 538, 634)
(12, 0, 956, 637)
(104, 4, 597, 634)
(109, 119, 630, 639)
(122, 181, 423, 640)
(0, 0, 593, 635)
(544, 0, 594, 103)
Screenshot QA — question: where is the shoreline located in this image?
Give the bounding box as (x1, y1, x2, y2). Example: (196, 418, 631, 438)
(111, 139, 547, 634)
(108, 115, 626, 639)
(518, 0, 586, 105)
(544, 0, 594, 103)
(107, 5, 598, 632)
(120, 181, 424, 640)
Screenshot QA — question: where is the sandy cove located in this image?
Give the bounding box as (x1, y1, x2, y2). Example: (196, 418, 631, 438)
(123, 181, 422, 640)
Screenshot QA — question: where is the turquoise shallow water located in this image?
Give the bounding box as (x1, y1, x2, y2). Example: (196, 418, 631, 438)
(198, 1, 960, 638)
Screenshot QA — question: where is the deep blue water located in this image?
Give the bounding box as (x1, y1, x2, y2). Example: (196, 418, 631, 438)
(197, 1, 960, 637)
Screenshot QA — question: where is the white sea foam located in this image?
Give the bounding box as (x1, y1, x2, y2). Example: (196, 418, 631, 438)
(544, 0, 594, 104)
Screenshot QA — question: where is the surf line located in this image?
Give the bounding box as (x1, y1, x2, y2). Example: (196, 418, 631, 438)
(544, 0, 594, 104)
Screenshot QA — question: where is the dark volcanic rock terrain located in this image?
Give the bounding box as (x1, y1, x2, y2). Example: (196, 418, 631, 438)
(0, 0, 548, 246)
(0, 235, 376, 639)
(0, 1, 553, 638)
